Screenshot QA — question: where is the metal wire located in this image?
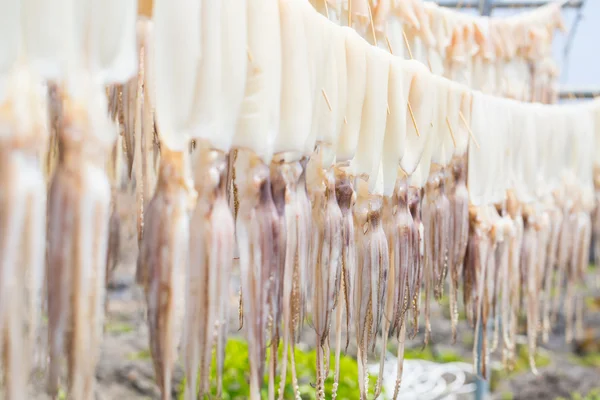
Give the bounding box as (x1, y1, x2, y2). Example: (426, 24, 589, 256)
(433, 0, 584, 8)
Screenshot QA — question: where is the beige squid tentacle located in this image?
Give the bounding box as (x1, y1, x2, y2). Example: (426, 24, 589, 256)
(332, 168, 357, 399)
(353, 178, 389, 400)
(139, 148, 192, 400)
(183, 145, 234, 399)
(235, 150, 279, 400)
(278, 160, 310, 400)
(306, 149, 343, 400)
(47, 96, 112, 400)
(449, 156, 469, 343)
(408, 186, 423, 339)
(0, 95, 47, 399)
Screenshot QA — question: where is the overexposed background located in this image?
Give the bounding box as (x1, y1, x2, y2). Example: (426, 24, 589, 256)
(427, 0, 600, 95)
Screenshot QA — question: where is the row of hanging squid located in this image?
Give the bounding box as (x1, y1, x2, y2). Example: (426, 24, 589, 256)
(0, 0, 597, 400)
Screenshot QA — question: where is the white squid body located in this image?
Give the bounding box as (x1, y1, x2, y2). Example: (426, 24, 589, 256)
(400, 60, 434, 178)
(336, 27, 367, 163)
(381, 57, 408, 197)
(350, 45, 389, 188)
(47, 128, 111, 399)
(276, 2, 320, 398)
(144, 0, 200, 398)
(182, 0, 243, 397)
(46, 0, 138, 399)
(234, 0, 281, 164)
(230, 0, 282, 398)
(331, 32, 367, 395)
(407, 70, 438, 344)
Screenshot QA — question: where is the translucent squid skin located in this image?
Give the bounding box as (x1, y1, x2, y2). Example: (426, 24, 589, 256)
(0, 141, 46, 400)
(421, 165, 451, 344)
(306, 153, 343, 400)
(506, 193, 524, 368)
(329, 169, 355, 400)
(389, 180, 414, 400)
(353, 187, 388, 400)
(407, 186, 423, 339)
(105, 187, 121, 299)
(235, 150, 279, 400)
(268, 162, 287, 400)
(520, 210, 540, 374)
(542, 206, 561, 343)
(278, 160, 310, 400)
(389, 177, 412, 336)
(184, 148, 234, 400)
(334, 171, 356, 352)
(565, 210, 591, 344)
(553, 194, 572, 324)
(47, 128, 111, 400)
(447, 156, 469, 343)
(1, 3, 587, 400)
(139, 151, 191, 400)
(463, 208, 482, 330)
(378, 197, 397, 398)
(377, 177, 411, 400)
(463, 207, 493, 378)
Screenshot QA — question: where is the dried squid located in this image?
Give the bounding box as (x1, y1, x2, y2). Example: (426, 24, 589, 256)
(46, 0, 137, 397)
(180, 0, 247, 396)
(139, 148, 192, 399)
(447, 155, 470, 342)
(306, 150, 343, 399)
(407, 185, 424, 339)
(463, 207, 493, 377)
(504, 191, 524, 367)
(235, 152, 281, 400)
(333, 167, 356, 400)
(382, 175, 414, 400)
(184, 147, 234, 399)
(0, 69, 47, 399)
(139, 1, 200, 397)
(353, 176, 389, 400)
(231, 0, 282, 396)
(277, 159, 311, 400)
(274, 2, 313, 397)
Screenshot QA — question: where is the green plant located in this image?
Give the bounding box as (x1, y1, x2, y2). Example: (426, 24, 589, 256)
(403, 346, 466, 363)
(105, 321, 134, 334)
(177, 337, 381, 399)
(569, 352, 600, 368)
(556, 388, 600, 400)
(127, 348, 152, 361)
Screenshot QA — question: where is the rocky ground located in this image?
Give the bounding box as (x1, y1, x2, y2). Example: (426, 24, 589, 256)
(28, 187, 600, 399)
